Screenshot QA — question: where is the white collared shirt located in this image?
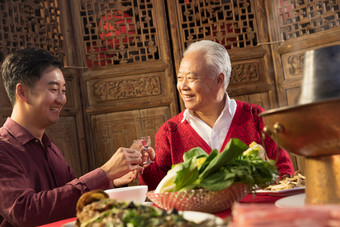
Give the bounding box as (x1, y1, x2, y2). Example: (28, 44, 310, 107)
(181, 94, 237, 151)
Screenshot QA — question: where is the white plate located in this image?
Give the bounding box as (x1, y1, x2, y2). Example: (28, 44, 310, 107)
(181, 211, 223, 224)
(62, 221, 75, 227)
(275, 193, 305, 207)
(256, 187, 305, 196)
(62, 211, 223, 226)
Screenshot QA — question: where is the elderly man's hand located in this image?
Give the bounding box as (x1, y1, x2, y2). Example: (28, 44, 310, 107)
(113, 170, 139, 187)
(101, 147, 142, 181)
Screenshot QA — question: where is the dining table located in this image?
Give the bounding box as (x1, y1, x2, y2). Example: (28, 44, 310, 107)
(38, 193, 285, 227)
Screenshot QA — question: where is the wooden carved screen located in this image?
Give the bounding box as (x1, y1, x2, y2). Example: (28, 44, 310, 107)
(0, 0, 86, 176)
(68, 0, 178, 169)
(267, 0, 340, 107)
(266, 0, 340, 172)
(0, 0, 65, 121)
(167, 0, 277, 112)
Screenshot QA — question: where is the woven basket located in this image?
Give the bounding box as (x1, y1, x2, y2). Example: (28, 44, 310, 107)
(147, 183, 248, 213)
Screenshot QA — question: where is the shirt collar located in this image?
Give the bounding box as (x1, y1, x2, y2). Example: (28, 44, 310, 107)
(181, 93, 232, 123)
(3, 117, 52, 146)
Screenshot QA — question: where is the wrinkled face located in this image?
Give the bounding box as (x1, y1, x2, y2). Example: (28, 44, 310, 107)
(26, 67, 66, 128)
(177, 51, 223, 114)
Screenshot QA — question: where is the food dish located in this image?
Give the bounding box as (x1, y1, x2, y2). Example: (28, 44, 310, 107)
(256, 187, 305, 196)
(62, 211, 223, 226)
(275, 193, 305, 207)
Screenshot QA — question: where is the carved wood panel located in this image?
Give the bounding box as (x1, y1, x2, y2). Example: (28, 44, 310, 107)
(73, 0, 168, 68)
(87, 72, 163, 107)
(45, 116, 82, 177)
(0, 0, 64, 59)
(278, 0, 340, 40)
(267, 0, 340, 107)
(0, 77, 11, 121)
(90, 107, 170, 166)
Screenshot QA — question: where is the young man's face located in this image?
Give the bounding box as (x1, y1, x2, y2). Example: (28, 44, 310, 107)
(26, 67, 66, 128)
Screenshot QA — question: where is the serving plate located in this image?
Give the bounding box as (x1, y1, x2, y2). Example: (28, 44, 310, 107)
(62, 221, 75, 227)
(256, 187, 305, 196)
(181, 211, 223, 224)
(275, 193, 305, 207)
(62, 211, 223, 226)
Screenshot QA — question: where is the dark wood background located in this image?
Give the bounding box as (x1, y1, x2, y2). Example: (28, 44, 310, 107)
(1, 0, 340, 177)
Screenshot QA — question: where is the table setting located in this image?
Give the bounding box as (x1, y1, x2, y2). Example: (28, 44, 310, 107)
(43, 46, 340, 227)
(39, 138, 302, 227)
(41, 45, 340, 226)
(38, 190, 301, 227)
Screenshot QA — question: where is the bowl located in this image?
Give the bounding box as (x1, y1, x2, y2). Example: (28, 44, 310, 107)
(259, 98, 340, 157)
(104, 185, 148, 204)
(147, 183, 248, 213)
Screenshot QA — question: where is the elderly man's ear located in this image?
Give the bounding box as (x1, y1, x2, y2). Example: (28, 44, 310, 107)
(217, 73, 224, 86)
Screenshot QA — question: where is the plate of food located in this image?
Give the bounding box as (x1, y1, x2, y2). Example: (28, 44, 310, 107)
(256, 187, 305, 196)
(62, 211, 224, 227)
(72, 190, 226, 227)
(256, 171, 306, 196)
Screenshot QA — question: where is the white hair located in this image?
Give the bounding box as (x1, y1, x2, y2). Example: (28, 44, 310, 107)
(183, 40, 231, 90)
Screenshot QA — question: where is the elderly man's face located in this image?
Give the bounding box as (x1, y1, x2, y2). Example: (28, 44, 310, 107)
(177, 51, 223, 114)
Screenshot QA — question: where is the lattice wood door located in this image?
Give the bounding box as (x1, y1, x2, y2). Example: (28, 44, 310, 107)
(66, 0, 178, 170)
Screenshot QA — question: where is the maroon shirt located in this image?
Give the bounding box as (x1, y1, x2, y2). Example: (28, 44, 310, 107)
(140, 101, 295, 190)
(0, 118, 111, 227)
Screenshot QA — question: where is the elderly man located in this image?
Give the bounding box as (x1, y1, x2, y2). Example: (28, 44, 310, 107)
(140, 40, 294, 190)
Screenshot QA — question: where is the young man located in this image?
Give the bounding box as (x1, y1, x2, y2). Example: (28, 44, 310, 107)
(0, 48, 143, 226)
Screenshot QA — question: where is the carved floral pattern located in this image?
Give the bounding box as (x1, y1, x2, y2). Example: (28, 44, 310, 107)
(93, 76, 161, 101)
(287, 54, 304, 76)
(230, 62, 260, 84)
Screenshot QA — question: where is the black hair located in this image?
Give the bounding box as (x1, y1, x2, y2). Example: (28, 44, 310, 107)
(1, 47, 63, 106)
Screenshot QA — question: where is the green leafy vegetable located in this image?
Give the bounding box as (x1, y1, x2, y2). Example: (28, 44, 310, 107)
(199, 138, 248, 180)
(183, 147, 208, 161)
(171, 138, 279, 192)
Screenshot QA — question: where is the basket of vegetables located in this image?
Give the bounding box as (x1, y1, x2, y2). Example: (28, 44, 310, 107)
(147, 138, 279, 213)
